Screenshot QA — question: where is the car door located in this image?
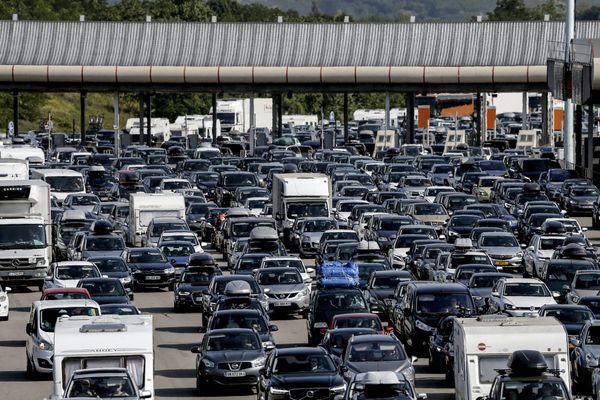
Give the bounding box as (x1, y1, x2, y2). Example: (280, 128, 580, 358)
(489, 280, 503, 313)
(25, 306, 37, 361)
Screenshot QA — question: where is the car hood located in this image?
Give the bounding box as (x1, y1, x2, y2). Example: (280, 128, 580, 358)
(55, 279, 82, 288)
(371, 289, 394, 300)
(504, 296, 555, 308)
(264, 284, 307, 294)
(481, 247, 521, 257)
(417, 215, 447, 223)
(82, 250, 123, 259)
(69, 205, 97, 212)
(571, 196, 595, 203)
(178, 282, 210, 291)
(302, 232, 324, 242)
(102, 271, 130, 279)
(346, 360, 411, 374)
(469, 288, 493, 298)
(270, 373, 344, 389)
(129, 262, 171, 270)
(448, 225, 473, 234)
(206, 350, 264, 362)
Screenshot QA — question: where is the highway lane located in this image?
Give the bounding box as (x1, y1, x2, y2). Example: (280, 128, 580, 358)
(1, 216, 596, 400)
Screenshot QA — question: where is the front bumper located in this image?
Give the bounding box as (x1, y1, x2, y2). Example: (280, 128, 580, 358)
(491, 256, 522, 270)
(0, 301, 8, 317)
(199, 365, 262, 386)
(133, 271, 175, 287)
(31, 346, 53, 374)
(300, 241, 320, 255)
(268, 293, 310, 312)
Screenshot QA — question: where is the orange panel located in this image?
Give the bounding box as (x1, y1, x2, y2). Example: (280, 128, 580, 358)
(440, 102, 474, 117)
(554, 108, 564, 131)
(418, 106, 431, 129)
(486, 107, 496, 130)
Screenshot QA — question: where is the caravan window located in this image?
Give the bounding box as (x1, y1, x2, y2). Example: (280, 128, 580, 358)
(63, 355, 145, 390)
(479, 355, 557, 384)
(139, 211, 180, 227)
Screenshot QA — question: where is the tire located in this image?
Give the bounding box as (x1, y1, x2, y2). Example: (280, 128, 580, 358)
(196, 375, 202, 392)
(173, 303, 182, 313)
(0, 315, 8, 321)
(593, 214, 599, 230)
(26, 355, 38, 380)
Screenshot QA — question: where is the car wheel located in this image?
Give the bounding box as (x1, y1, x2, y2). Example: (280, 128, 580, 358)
(173, 303, 182, 313)
(593, 215, 599, 230)
(168, 282, 175, 291)
(0, 315, 8, 321)
(26, 355, 38, 380)
(196, 375, 203, 392)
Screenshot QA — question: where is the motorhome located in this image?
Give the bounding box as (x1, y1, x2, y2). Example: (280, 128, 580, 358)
(0, 145, 45, 166)
(211, 98, 273, 133)
(281, 114, 319, 128)
(126, 118, 171, 143)
(52, 314, 154, 399)
(30, 169, 85, 204)
(0, 180, 52, 288)
(453, 315, 570, 400)
(0, 158, 29, 180)
(126, 193, 186, 247)
(171, 115, 221, 139)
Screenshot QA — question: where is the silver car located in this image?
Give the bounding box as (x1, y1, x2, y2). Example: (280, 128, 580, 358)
(256, 267, 310, 315)
(477, 231, 523, 271)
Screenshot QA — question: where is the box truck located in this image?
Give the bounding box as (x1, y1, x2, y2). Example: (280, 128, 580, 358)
(211, 98, 273, 133)
(126, 193, 186, 247)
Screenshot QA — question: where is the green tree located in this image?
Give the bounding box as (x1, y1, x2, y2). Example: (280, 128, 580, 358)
(487, 0, 533, 21)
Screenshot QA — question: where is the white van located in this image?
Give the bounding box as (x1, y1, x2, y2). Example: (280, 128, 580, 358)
(453, 315, 570, 400)
(52, 314, 154, 399)
(30, 169, 85, 204)
(0, 158, 29, 180)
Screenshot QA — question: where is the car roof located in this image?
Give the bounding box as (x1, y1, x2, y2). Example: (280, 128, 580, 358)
(275, 347, 327, 356)
(349, 334, 397, 343)
(410, 282, 470, 293)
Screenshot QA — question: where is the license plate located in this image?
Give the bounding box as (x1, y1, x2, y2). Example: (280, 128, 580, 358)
(8, 271, 24, 276)
(146, 275, 161, 280)
(194, 297, 203, 302)
(275, 302, 291, 307)
(224, 371, 246, 377)
(495, 261, 510, 266)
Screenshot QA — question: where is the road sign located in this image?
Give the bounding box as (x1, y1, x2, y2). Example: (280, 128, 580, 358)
(8, 121, 14, 135)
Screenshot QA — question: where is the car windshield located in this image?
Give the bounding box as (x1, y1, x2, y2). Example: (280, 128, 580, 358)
(262, 259, 305, 272)
(479, 178, 499, 187)
(572, 187, 599, 197)
(372, 275, 409, 289)
(287, 203, 329, 219)
(574, 274, 600, 290)
(451, 254, 490, 269)
(456, 267, 495, 280)
(469, 275, 505, 288)
(449, 215, 479, 227)
(67, 375, 136, 398)
(56, 266, 99, 280)
(478, 161, 506, 171)
(70, 195, 100, 206)
(211, 314, 268, 333)
(379, 219, 405, 231)
(339, 202, 364, 212)
(46, 176, 84, 192)
(579, 299, 600, 314)
(161, 244, 195, 257)
(182, 271, 214, 284)
(81, 280, 126, 296)
(347, 341, 405, 362)
(317, 293, 367, 311)
(480, 235, 519, 247)
(152, 222, 187, 236)
(43, 292, 89, 300)
(547, 263, 593, 282)
(350, 383, 414, 400)
(128, 251, 166, 263)
(304, 220, 336, 232)
(89, 259, 128, 273)
(503, 283, 550, 297)
(549, 169, 578, 182)
(232, 222, 274, 237)
(499, 381, 568, 400)
(395, 236, 427, 248)
(247, 199, 267, 209)
(586, 326, 600, 345)
(258, 270, 302, 285)
(540, 238, 566, 250)
(223, 174, 257, 187)
(40, 307, 99, 332)
(416, 293, 473, 315)
(413, 204, 446, 215)
(162, 234, 198, 245)
(100, 304, 140, 315)
(85, 237, 124, 251)
(544, 309, 592, 324)
(273, 354, 336, 374)
(334, 317, 381, 330)
(206, 332, 261, 351)
(358, 264, 386, 283)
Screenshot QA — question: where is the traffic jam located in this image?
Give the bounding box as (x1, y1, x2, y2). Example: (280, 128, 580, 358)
(1, 122, 599, 400)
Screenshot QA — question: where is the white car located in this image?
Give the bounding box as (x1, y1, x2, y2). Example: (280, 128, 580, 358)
(259, 256, 314, 284)
(42, 262, 102, 290)
(546, 218, 587, 235)
(244, 197, 270, 217)
(489, 277, 557, 317)
(0, 285, 10, 321)
(522, 235, 566, 278)
(422, 186, 455, 203)
(158, 231, 204, 253)
(335, 199, 369, 228)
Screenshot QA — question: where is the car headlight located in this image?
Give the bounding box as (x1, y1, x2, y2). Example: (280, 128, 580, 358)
(505, 303, 516, 310)
(178, 291, 191, 296)
(448, 230, 459, 236)
(38, 339, 53, 351)
(301, 235, 311, 242)
(331, 384, 347, 393)
(472, 296, 483, 302)
(399, 365, 415, 382)
(251, 358, 266, 368)
(415, 319, 434, 332)
(36, 259, 47, 267)
(120, 276, 132, 284)
(270, 387, 289, 395)
(0, 295, 6, 302)
(164, 266, 175, 274)
(202, 358, 215, 368)
(298, 287, 310, 296)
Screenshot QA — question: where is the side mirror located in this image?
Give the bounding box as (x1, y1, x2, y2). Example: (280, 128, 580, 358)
(140, 390, 152, 399)
(4, 287, 11, 292)
(583, 227, 588, 232)
(417, 394, 428, 400)
(303, 277, 312, 284)
(339, 365, 348, 373)
(552, 291, 561, 299)
(562, 284, 570, 291)
(307, 267, 315, 274)
(44, 276, 52, 281)
(264, 288, 271, 294)
(411, 356, 419, 363)
(520, 244, 527, 249)
(26, 323, 32, 335)
(491, 291, 499, 297)
(570, 337, 581, 347)
(269, 324, 279, 332)
(527, 246, 534, 252)
(190, 346, 201, 354)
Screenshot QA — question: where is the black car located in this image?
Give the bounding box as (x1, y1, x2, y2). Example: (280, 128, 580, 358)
(173, 266, 222, 312)
(100, 303, 141, 315)
(307, 287, 369, 346)
(363, 270, 415, 320)
(77, 278, 131, 304)
(123, 247, 175, 290)
(257, 347, 346, 400)
(87, 256, 133, 294)
(318, 328, 377, 358)
(393, 282, 475, 355)
(191, 328, 268, 391)
(539, 304, 594, 339)
(203, 309, 278, 349)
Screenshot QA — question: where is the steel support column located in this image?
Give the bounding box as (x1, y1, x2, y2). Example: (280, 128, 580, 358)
(475, 92, 482, 147)
(139, 94, 145, 145)
(212, 93, 217, 145)
(343, 93, 349, 143)
(145, 93, 152, 147)
(406, 92, 415, 144)
(12, 91, 19, 137)
(277, 93, 283, 138)
(575, 104, 583, 168)
(587, 101, 594, 169)
(80, 91, 87, 145)
(541, 92, 549, 146)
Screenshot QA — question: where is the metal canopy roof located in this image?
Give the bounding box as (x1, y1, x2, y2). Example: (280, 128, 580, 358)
(1, 20, 599, 67)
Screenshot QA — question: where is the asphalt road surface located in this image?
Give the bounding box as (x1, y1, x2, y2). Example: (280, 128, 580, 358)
(1, 216, 597, 400)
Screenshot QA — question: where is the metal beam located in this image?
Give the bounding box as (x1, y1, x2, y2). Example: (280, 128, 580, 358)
(475, 92, 482, 146)
(80, 91, 87, 146)
(114, 93, 120, 157)
(587, 101, 594, 169)
(541, 92, 549, 146)
(12, 91, 18, 137)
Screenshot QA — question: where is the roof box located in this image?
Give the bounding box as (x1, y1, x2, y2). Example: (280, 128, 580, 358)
(90, 219, 114, 235)
(523, 183, 541, 193)
(508, 350, 548, 377)
(249, 227, 278, 242)
(224, 280, 253, 297)
(455, 238, 473, 250)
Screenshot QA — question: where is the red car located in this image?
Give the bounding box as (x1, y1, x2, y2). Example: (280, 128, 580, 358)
(40, 287, 91, 301)
(330, 313, 393, 335)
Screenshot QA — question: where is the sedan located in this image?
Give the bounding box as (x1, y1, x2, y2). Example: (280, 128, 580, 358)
(256, 268, 310, 315)
(191, 328, 268, 391)
(477, 232, 524, 272)
(340, 334, 415, 386)
(43, 261, 102, 290)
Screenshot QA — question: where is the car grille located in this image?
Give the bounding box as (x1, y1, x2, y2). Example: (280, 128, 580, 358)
(0, 258, 35, 268)
(140, 269, 166, 274)
(217, 362, 252, 370)
(492, 254, 512, 260)
(267, 293, 295, 299)
(290, 388, 331, 400)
